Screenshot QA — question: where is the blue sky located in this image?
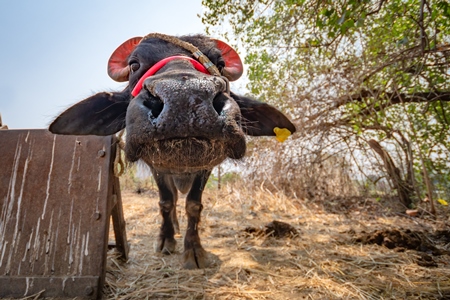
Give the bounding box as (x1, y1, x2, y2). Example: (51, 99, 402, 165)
(0, 0, 207, 129)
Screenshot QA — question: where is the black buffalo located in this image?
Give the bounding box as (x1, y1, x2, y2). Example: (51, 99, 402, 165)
(49, 33, 296, 269)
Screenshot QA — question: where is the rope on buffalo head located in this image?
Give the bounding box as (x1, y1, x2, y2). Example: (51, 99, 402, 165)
(140, 33, 221, 77)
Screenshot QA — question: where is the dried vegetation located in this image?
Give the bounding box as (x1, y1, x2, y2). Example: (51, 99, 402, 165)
(103, 179, 450, 300)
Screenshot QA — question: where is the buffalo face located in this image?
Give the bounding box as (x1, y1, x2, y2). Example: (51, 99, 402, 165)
(125, 60, 246, 173)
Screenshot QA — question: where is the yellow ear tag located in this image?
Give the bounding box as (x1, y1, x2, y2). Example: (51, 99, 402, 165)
(437, 199, 448, 206)
(273, 127, 291, 143)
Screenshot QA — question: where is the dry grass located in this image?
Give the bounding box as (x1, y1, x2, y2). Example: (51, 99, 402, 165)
(104, 183, 450, 300)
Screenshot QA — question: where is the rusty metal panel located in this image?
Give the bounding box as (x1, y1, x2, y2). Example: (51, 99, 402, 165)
(0, 129, 114, 299)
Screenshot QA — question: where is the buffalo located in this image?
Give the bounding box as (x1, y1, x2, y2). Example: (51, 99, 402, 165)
(49, 33, 296, 269)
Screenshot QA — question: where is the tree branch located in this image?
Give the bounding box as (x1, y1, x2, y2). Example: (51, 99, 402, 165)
(367, 139, 413, 207)
(333, 90, 450, 108)
(366, 0, 387, 17)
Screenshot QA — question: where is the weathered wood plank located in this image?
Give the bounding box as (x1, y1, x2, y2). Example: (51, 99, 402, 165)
(0, 129, 119, 299)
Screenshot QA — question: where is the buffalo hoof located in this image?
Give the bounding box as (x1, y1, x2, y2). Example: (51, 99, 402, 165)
(156, 237, 177, 254)
(183, 247, 208, 269)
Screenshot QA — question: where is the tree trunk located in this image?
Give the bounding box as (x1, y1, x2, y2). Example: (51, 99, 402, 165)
(368, 139, 414, 207)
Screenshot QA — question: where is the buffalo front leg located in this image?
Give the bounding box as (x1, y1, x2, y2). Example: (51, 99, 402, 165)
(183, 170, 211, 269)
(153, 172, 177, 254)
(171, 199, 180, 236)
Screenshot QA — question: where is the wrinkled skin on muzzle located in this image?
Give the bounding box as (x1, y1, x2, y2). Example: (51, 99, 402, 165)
(125, 65, 246, 173)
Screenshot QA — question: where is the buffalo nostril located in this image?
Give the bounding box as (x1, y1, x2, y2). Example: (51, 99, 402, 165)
(143, 98, 164, 120)
(212, 94, 226, 116)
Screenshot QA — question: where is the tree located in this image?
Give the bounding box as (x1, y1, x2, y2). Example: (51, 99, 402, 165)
(202, 0, 450, 207)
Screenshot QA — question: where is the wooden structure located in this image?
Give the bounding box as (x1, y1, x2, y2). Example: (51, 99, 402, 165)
(0, 129, 128, 299)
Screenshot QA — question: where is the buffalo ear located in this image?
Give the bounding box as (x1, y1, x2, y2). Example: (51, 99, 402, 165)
(49, 92, 129, 136)
(108, 37, 142, 82)
(233, 93, 296, 136)
(214, 39, 243, 81)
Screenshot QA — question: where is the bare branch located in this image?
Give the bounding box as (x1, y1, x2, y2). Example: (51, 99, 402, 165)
(333, 90, 450, 109)
(366, 0, 387, 17)
(419, 0, 427, 53)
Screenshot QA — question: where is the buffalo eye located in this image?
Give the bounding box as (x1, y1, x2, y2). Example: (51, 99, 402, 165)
(130, 62, 140, 73)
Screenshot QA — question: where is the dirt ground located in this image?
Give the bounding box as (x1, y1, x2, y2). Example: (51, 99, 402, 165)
(104, 186, 450, 300)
